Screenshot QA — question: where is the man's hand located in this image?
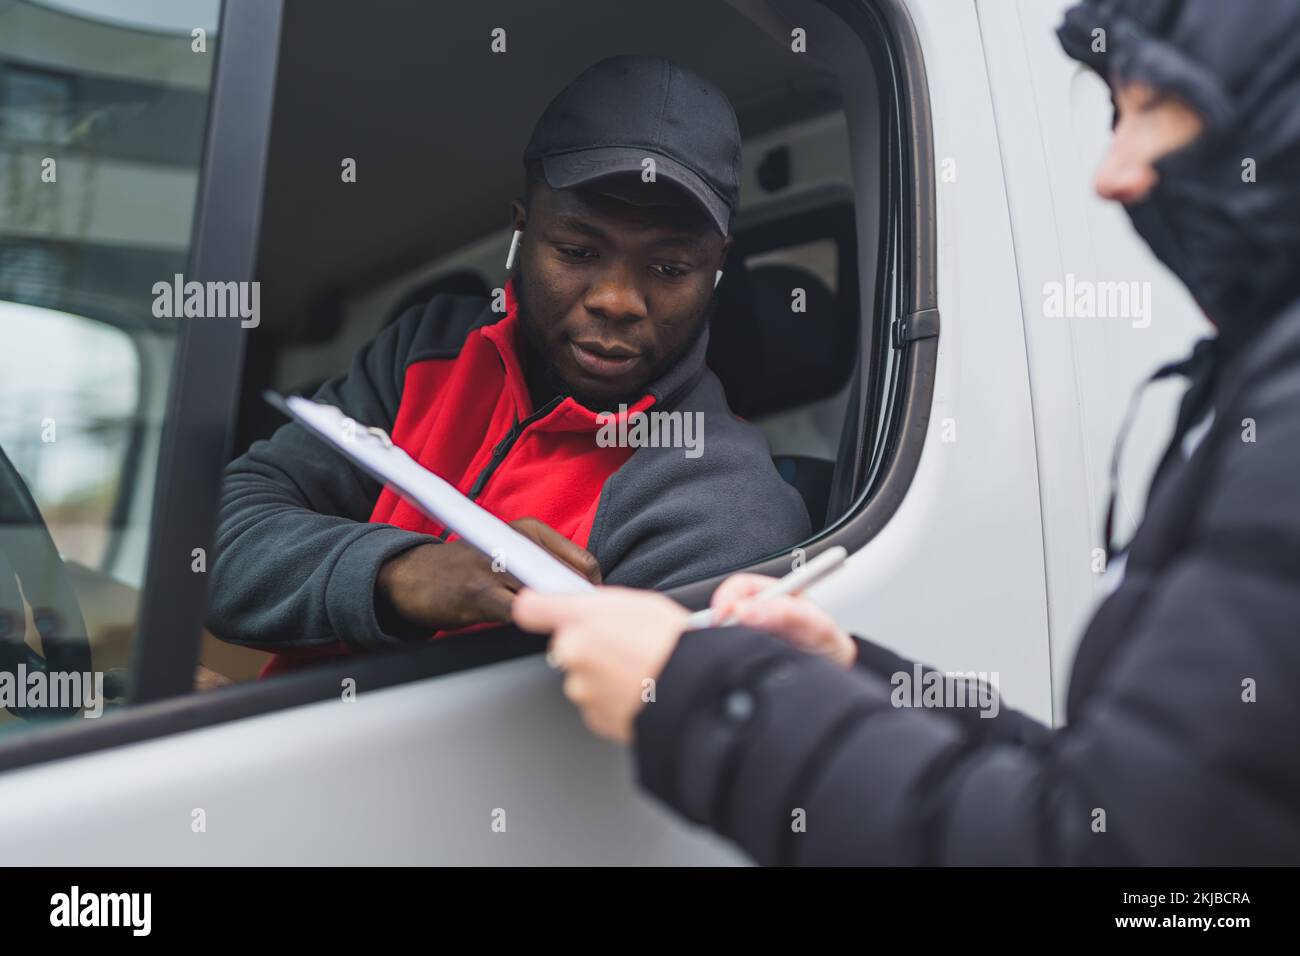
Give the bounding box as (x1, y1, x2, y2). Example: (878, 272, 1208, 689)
(374, 517, 601, 637)
(513, 587, 689, 743)
(705, 573, 857, 669)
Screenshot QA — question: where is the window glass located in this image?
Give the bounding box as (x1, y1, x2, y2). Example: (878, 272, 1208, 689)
(0, 304, 139, 571)
(0, 0, 220, 732)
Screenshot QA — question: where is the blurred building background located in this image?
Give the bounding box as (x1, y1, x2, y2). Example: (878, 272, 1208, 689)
(0, 0, 219, 585)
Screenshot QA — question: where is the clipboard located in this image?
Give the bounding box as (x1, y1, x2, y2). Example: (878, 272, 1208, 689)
(265, 391, 595, 595)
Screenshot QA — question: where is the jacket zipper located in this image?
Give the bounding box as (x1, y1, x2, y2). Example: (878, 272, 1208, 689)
(465, 396, 564, 502)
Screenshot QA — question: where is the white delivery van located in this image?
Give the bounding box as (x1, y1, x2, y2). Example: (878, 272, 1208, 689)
(0, 0, 1207, 863)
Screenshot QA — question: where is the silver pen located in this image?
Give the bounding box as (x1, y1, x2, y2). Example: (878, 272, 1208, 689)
(683, 546, 849, 630)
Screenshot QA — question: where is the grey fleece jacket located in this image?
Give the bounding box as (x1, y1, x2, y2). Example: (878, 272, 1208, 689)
(207, 293, 810, 652)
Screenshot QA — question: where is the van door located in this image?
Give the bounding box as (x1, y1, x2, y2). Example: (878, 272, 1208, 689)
(0, 0, 1040, 864)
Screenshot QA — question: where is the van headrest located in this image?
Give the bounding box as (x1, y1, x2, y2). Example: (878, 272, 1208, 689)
(707, 260, 854, 419)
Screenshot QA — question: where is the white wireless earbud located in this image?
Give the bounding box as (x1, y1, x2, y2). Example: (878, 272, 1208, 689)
(505, 229, 523, 270)
(714, 269, 724, 289)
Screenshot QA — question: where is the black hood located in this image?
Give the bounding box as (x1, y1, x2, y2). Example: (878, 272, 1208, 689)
(1058, 0, 1300, 352)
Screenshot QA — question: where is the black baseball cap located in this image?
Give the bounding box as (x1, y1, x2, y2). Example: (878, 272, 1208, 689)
(523, 55, 742, 235)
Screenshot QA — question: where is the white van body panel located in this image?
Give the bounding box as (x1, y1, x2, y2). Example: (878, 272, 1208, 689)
(811, 0, 1052, 725)
(0, 656, 745, 864)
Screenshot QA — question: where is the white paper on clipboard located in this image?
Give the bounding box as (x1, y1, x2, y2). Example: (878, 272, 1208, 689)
(266, 392, 595, 595)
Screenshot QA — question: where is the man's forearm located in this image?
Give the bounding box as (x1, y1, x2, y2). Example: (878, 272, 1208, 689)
(207, 439, 431, 651)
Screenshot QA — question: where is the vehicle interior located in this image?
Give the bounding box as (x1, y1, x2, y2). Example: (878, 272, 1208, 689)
(3, 0, 910, 733)
(206, 0, 874, 681)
